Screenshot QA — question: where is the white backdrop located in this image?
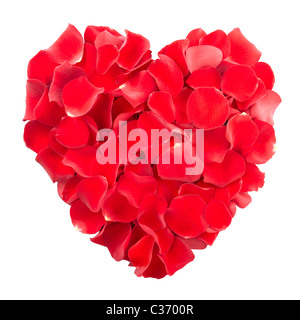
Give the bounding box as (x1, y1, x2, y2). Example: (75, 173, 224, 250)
(0, 0, 299, 300)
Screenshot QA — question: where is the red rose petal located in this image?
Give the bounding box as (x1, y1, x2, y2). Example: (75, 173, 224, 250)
(241, 163, 265, 192)
(232, 192, 252, 209)
(159, 39, 190, 76)
(165, 195, 207, 238)
(153, 228, 174, 256)
(178, 183, 215, 203)
(181, 237, 207, 250)
(250, 89, 281, 126)
(147, 91, 175, 123)
(204, 126, 230, 163)
(226, 113, 259, 150)
(70, 199, 105, 234)
(102, 185, 138, 222)
(156, 178, 184, 205)
(124, 162, 153, 177)
(62, 76, 104, 117)
(57, 175, 81, 204)
(36, 147, 75, 182)
(227, 28, 261, 66)
(252, 62, 275, 90)
(76, 43, 97, 76)
(221, 65, 259, 102)
(120, 70, 157, 108)
(148, 54, 184, 97)
(243, 119, 276, 164)
(197, 231, 219, 246)
(23, 121, 51, 154)
(117, 30, 150, 70)
(186, 28, 206, 46)
(204, 199, 232, 231)
(186, 67, 222, 90)
(203, 150, 246, 188)
(161, 237, 195, 276)
(199, 30, 231, 58)
(55, 116, 90, 148)
(27, 50, 59, 85)
(46, 24, 84, 65)
(94, 30, 124, 48)
(173, 87, 193, 124)
(187, 87, 229, 129)
(24, 79, 47, 121)
(185, 45, 223, 73)
(49, 62, 87, 107)
(85, 26, 123, 45)
(96, 44, 119, 74)
(49, 128, 68, 157)
(118, 171, 157, 208)
(76, 176, 108, 212)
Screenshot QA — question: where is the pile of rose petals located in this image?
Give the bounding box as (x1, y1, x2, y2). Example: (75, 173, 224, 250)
(24, 24, 281, 278)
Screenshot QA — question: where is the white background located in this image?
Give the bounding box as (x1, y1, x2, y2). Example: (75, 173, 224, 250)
(0, 0, 299, 300)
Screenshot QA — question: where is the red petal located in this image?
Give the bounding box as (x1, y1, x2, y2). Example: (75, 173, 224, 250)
(148, 54, 183, 97)
(161, 237, 195, 276)
(124, 162, 153, 177)
(227, 28, 261, 66)
(120, 70, 157, 108)
(147, 91, 175, 123)
(27, 50, 58, 85)
(57, 175, 81, 204)
(102, 185, 138, 222)
(76, 43, 97, 76)
(232, 192, 252, 208)
(203, 150, 246, 188)
(117, 171, 157, 208)
(46, 24, 84, 65)
(153, 228, 174, 256)
(24, 79, 47, 121)
(187, 67, 221, 90)
(117, 30, 150, 70)
(55, 116, 90, 148)
(76, 176, 108, 212)
(204, 126, 230, 163)
(36, 147, 75, 182)
(99, 222, 132, 261)
(221, 65, 259, 102)
(173, 87, 193, 124)
(186, 28, 207, 46)
(226, 113, 259, 150)
(24, 121, 51, 153)
(187, 87, 229, 129)
(199, 30, 231, 58)
(178, 183, 215, 203)
(34, 87, 65, 127)
(94, 30, 124, 48)
(49, 62, 87, 107)
(138, 194, 167, 232)
(49, 128, 68, 157)
(70, 199, 105, 234)
(63, 76, 104, 117)
(243, 119, 276, 164)
(159, 39, 190, 76)
(204, 199, 232, 231)
(241, 163, 265, 192)
(250, 90, 281, 126)
(185, 45, 223, 73)
(181, 237, 207, 250)
(197, 231, 219, 246)
(252, 62, 275, 90)
(165, 195, 207, 238)
(96, 44, 119, 74)
(156, 178, 184, 205)
(84, 26, 123, 45)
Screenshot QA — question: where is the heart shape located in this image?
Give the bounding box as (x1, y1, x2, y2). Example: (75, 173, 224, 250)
(23, 24, 281, 278)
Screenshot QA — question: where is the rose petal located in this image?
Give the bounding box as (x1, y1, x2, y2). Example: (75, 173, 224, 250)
(55, 116, 90, 148)
(187, 87, 229, 129)
(204, 199, 232, 231)
(221, 65, 259, 102)
(173, 87, 193, 124)
(186, 67, 222, 90)
(102, 185, 138, 222)
(241, 163, 265, 192)
(57, 175, 81, 204)
(185, 45, 223, 73)
(252, 62, 275, 90)
(161, 237, 195, 276)
(165, 195, 207, 238)
(94, 30, 124, 48)
(186, 28, 206, 46)
(197, 231, 219, 246)
(199, 30, 231, 58)
(84, 26, 123, 45)
(23, 121, 51, 154)
(148, 54, 184, 97)
(147, 91, 175, 123)
(49, 128, 68, 157)
(36, 147, 75, 182)
(226, 113, 259, 150)
(62, 76, 104, 117)
(232, 192, 252, 208)
(117, 171, 157, 208)
(46, 24, 84, 65)
(203, 150, 246, 188)
(227, 28, 261, 66)
(153, 228, 174, 256)
(96, 44, 119, 74)
(156, 178, 184, 205)
(70, 199, 105, 234)
(124, 162, 153, 177)
(178, 183, 215, 203)
(250, 90, 281, 126)
(76, 176, 108, 212)
(117, 30, 150, 70)
(76, 43, 97, 76)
